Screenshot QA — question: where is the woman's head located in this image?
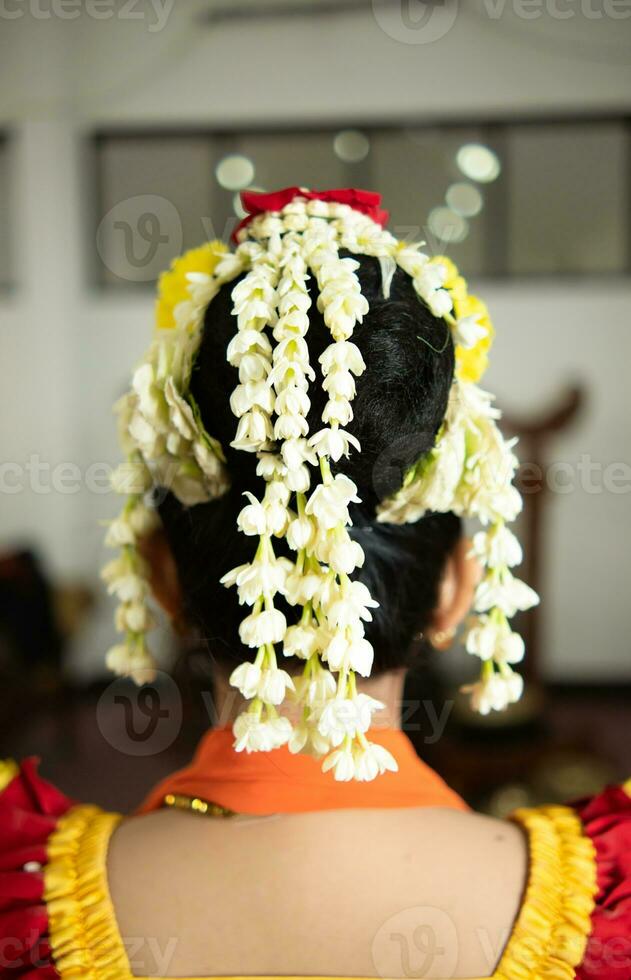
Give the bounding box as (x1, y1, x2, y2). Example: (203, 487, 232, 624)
(106, 187, 532, 766)
(154, 254, 468, 676)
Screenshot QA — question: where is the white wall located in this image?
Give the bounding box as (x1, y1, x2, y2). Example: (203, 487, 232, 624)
(1, 1, 630, 680)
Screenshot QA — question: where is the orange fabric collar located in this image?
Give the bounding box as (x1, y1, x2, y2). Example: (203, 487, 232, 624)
(138, 727, 468, 815)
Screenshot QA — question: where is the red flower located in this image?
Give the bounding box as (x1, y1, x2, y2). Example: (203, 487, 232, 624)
(233, 186, 389, 242)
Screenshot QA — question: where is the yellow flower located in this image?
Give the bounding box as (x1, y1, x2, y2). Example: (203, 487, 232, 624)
(155, 241, 227, 330)
(430, 255, 495, 384)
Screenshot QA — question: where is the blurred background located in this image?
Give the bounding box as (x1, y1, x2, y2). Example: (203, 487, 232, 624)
(0, 0, 630, 813)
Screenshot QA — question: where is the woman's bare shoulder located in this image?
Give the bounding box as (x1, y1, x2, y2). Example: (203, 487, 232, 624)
(108, 806, 526, 978)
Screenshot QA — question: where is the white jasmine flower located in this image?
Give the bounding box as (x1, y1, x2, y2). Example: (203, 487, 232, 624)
(319, 289, 370, 340)
(132, 363, 169, 428)
(239, 608, 287, 648)
(463, 669, 523, 715)
(305, 474, 361, 530)
(237, 492, 269, 536)
(320, 340, 366, 376)
(230, 380, 275, 418)
(281, 437, 317, 471)
(164, 378, 197, 440)
(233, 711, 292, 753)
(284, 567, 323, 606)
(286, 514, 316, 551)
(226, 329, 272, 366)
(309, 427, 361, 463)
(426, 288, 453, 318)
(229, 661, 262, 700)
(395, 246, 430, 279)
(464, 615, 525, 665)
(164, 463, 212, 507)
(283, 623, 322, 660)
(231, 408, 274, 452)
(354, 742, 398, 781)
(325, 579, 379, 629)
(128, 503, 159, 538)
(220, 558, 290, 606)
(256, 452, 285, 481)
(192, 440, 227, 490)
(285, 464, 311, 493)
(274, 413, 309, 441)
(318, 693, 383, 746)
(115, 601, 153, 634)
(472, 525, 522, 569)
(326, 534, 365, 576)
(110, 459, 152, 495)
(258, 667, 295, 705)
(322, 397, 353, 426)
(239, 352, 271, 383)
(104, 516, 136, 548)
(321, 744, 355, 781)
(289, 720, 330, 757)
(101, 556, 147, 603)
(275, 385, 311, 418)
(322, 370, 356, 400)
(128, 412, 166, 459)
(453, 314, 487, 350)
(106, 641, 156, 686)
(475, 570, 539, 617)
(292, 663, 337, 711)
(324, 631, 374, 677)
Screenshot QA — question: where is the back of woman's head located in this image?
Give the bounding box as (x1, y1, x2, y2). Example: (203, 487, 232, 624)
(157, 253, 461, 674)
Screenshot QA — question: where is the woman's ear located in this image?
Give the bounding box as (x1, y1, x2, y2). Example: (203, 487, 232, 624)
(428, 537, 481, 649)
(137, 527, 183, 624)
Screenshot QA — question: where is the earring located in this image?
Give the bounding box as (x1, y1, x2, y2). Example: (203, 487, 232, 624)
(429, 626, 456, 650)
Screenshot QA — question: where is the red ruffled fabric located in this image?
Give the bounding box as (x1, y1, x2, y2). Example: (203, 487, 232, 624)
(0, 760, 71, 978)
(574, 783, 631, 979)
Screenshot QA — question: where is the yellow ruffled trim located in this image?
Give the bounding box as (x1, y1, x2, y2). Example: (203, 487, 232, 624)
(493, 804, 598, 980)
(0, 758, 19, 792)
(44, 803, 132, 980)
(623, 777, 631, 797)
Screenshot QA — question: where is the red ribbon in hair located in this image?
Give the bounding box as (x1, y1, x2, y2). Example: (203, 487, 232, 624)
(233, 186, 389, 242)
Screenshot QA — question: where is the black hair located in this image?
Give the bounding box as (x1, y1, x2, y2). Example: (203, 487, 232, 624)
(157, 254, 461, 674)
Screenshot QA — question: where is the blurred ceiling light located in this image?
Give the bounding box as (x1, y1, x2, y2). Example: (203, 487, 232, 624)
(215, 154, 255, 191)
(456, 143, 501, 183)
(333, 129, 370, 164)
(445, 182, 483, 218)
(428, 206, 469, 245)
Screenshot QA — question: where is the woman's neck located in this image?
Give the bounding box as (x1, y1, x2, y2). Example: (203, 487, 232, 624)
(211, 666, 406, 731)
